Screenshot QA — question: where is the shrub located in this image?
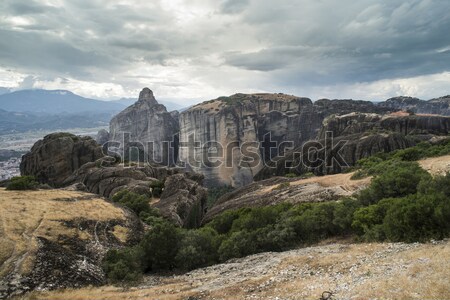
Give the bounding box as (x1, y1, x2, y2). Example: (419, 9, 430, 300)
(175, 227, 221, 270)
(150, 180, 164, 198)
(358, 161, 431, 205)
(272, 182, 290, 191)
(102, 246, 144, 283)
(353, 174, 450, 242)
(207, 185, 234, 208)
(112, 190, 152, 216)
(6, 176, 38, 190)
(140, 221, 181, 271)
(218, 230, 259, 261)
(285, 173, 298, 178)
(393, 147, 422, 161)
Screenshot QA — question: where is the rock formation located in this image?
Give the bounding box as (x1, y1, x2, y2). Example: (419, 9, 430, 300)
(109, 88, 179, 165)
(103, 89, 450, 188)
(178, 94, 392, 187)
(20, 133, 104, 187)
(379, 95, 450, 115)
(155, 173, 207, 228)
(63, 158, 207, 228)
(254, 113, 450, 180)
(95, 129, 110, 145)
(0, 189, 142, 298)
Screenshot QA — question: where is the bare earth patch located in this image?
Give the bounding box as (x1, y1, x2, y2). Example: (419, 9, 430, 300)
(419, 155, 450, 176)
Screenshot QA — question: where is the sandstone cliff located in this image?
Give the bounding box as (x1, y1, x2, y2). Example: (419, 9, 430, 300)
(20, 133, 104, 187)
(109, 88, 179, 165)
(179, 94, 392, 187)
(255, 113, 450, 180)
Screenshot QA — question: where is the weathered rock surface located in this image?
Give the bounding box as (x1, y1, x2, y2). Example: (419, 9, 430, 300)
(155, 173, 208, 228)
(0, 189, 142, 299)
(63, 158, 207, 228)
(255, 113, 450, 180)
(179, 94, 389, 187)
(109, 88, 179, 165)
(20, 133, 104, 187)
(203, 172, 371, 223)
(319, 112, 450, 138)
(95, 129, 110, 145)
(379, 95, 450, 115)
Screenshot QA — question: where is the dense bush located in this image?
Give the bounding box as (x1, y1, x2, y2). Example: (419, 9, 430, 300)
(111, 190, 155, 217)
(140, 221, 181, 271)
(102, 246, 144, 282)
(149, 180, 164, 198)
(352, 139, 450, 179)
(357, 161, 430, 205)
(207, 185, 234, 208)
(6, 176, 38, 190)
(353, 173, 450, 242)
(175, 227, 221, 270)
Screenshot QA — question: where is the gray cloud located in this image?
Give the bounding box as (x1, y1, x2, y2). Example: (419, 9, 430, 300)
(0, 0, 449, 101)
(221, 0, 250, 14)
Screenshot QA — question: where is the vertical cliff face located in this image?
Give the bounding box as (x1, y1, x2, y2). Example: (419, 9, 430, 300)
(178, 94, 394, 187)
(179, 93, 322, 187)
(109, 88, 179, 165)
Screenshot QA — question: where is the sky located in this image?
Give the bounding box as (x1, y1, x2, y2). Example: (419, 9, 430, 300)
(0, 0, 449, 105)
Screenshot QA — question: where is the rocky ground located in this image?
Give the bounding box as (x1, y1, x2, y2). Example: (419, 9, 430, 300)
(0, 188, 142, 299)
(204, 172, 371, 222)
(29, 239, 450, 300)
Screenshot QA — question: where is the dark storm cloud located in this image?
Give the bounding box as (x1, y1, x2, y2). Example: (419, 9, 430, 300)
(0, 29, 119, 78)
(0, 0, 449, 100)
(223, 0, 450, 84)
(5, 1, 52, 15)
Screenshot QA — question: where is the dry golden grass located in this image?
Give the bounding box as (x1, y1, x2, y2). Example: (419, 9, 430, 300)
(28, 241, 450, 300)
(0, 188, 129, 278)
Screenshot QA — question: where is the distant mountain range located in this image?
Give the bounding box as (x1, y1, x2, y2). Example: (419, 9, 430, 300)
(0, 89, 185, 134)
(0, 89, 125, 114)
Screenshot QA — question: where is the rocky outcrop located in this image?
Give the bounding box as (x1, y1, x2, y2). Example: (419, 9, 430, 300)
(203, 172, 371, 223)
(20, 133, 104, 187)
(179, 93, 318, 187)
(379, 95, 450, 116)
(255, 113, 450, 180)
(95, 129, 110, 145)
(155, 173, 207, 228)
(319, 113, 450, 138)
(63, 158, 207, 228)
(178, 94, 391, 187)
(0, 189, 142, 298)
(109, 88, 179, 165)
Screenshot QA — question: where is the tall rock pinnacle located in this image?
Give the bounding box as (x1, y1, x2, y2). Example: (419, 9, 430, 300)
(109, 88, 179, 165)
(138, 87, 158, 105)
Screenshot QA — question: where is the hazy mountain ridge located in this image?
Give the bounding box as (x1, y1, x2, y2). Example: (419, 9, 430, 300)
(0, 89, 126, 114)
(0, 89, 188, 134)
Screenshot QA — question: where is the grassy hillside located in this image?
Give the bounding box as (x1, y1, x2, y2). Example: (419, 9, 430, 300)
(0, 189, 140, 297)
(29, 240, 450, 300)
